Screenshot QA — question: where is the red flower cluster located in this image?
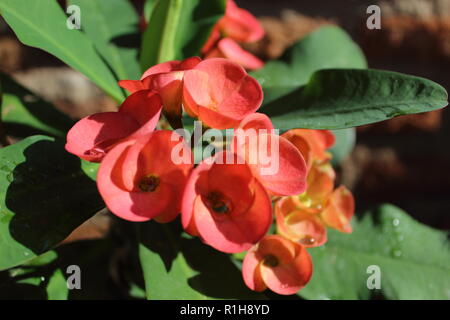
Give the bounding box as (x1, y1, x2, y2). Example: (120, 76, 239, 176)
(66, 55, 353, 296)
(201, 0, 265, 70)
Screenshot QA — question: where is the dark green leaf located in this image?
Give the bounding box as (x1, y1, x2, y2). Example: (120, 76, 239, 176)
(0, 73, 74, 138)
(0, 0, 124, 101)
(0, 239, 115, 299)
(252, 26, 367, 105)
(0, 135, 104, 271)
(261, 69, 448, 130)
(139, 220, 264, 299)
(140, 0, 225, 70)
(299, 204, 450, 300)
(69, 0, 141, 80)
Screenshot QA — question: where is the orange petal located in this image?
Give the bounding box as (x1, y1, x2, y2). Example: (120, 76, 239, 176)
(183, 58, 263, 129)
(237, 132, 307, 196)
(321, 186, 355, 233)
(219, 0, 265, 43)
(97, 139, 171, 221)
(242, 250, 267, 292)
(206, 38, 264, 70)
(257, 235, 297, 265)
(282, 129, 335, 167)
(258, 237, 313, 295)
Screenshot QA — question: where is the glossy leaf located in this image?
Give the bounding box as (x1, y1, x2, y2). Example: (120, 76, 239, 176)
(0, 136, 104, 271)
(261, 69, 448, 130)
(69, 0, 141, 80)
(140, 0, 225, 69)
(0, 0, 124, 101)
(0, 73, 74, 138)
(252, 26, 367, 105)
(299, 204, 450, 300)
(139, 221, 264, 300)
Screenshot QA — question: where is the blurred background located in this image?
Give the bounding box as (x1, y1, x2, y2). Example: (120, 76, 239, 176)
(0, 0, 449, 246)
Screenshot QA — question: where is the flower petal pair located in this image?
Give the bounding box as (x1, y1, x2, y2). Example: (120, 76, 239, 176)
(181, 151, 272, 253)
(291, 162, 335, 214)
(321, 186, 355, 233)
(119, 57, 201, 128)
(65, 90, 162, 162)
(243, 235, 313, 295)
(97, 130, 192, 222)
(205, 38, 264, 70)
(183, 58, 263, 129)
(282, 129, 335, 168)
(233, 113, 307, 196)
(219, 0, 265, 43)
(275, 197, 327, 248)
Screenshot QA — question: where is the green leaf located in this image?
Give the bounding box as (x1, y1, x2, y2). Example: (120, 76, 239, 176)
(144, 0, 158, 22)
(0, 0, 124, 101)
(330, 128, 356, 166)
(46, 269, 68, 300)
(140, 0, 225, 69)
(261, 69, 448, 130)
(0, 73, 74, 138)
(68, 0, 141, 80)
(0, 135, 104, 271)
(299, 204, 450, 300)
(139, 220, 264, 299)
(252, 26, 367, 105)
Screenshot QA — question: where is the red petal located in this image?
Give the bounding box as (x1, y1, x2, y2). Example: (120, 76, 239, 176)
(237, 133, 307, 196)
(215, 38, 264, 70)
(119, 90, 162, 137)
(219, 0, 265, 43)
(65, 112, 138, 162)
(242, 250, 267, 292)
(118, 80, 147, 94)
(141, 57, 201, 79)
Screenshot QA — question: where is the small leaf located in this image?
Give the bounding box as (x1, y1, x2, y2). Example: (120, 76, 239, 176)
(139, 220, 264, 299)
(46, 269, 68, 300)
(299, 204, 450, 300)
(140, 0, 225, 69)
(0, 0, 124, 101)
(0, 136, 104, 271)
(0, 73, 74, 138)
(261, 69, 448, 130)
(69, 0, 141, 80)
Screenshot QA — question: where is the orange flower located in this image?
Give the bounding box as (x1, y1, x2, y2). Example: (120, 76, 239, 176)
(119, 57, 201, 128)
(232, 113, 307, 196)
(97, 130, 192, 222)
(201, 0, 265, 70)
(275, 128, 355, 244)
(183, 58, 263, 129)
(181, 151, 272, 253)
(218, 0, 265, 43)
(242, 235, 313, 295)
(275, 197, 327, 248)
